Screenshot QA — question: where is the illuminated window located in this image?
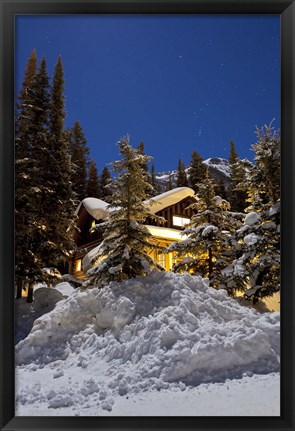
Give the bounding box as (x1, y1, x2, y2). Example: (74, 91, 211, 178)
(91, 220, 96, 228)
(75, 259, 82, 272)
(172, 216, 190, 227)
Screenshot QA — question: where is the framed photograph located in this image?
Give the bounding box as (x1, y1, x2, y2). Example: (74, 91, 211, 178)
(1, 0, 294, 430)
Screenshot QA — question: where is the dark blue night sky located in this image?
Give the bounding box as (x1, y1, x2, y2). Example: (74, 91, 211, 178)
(16, 15, 280, 172)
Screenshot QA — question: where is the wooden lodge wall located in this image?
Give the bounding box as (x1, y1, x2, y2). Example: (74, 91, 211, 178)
(145, 196, 196, 229)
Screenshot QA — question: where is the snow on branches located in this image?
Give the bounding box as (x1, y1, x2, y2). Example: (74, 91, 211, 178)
(87, 137, 165, 286)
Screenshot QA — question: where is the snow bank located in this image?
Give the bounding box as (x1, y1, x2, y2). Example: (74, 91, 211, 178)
(16, 272, 280, 393)
(15, 287, 65, 344)
(54, 282, 75, 297)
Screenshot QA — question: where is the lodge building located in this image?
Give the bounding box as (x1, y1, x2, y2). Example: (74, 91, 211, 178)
(70, 187, 197, 278)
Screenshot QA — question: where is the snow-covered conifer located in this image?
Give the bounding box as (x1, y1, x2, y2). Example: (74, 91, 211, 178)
(223, 124, 280, 302)
(43, 56, 76, 268)
(88, 136, 165, 285)
(15, 52, 53, 301)
(228, 140, 248, 212)
(169, 167, 243, 288)
(68, 121, 90, 203)
(99, 165, 112, 202)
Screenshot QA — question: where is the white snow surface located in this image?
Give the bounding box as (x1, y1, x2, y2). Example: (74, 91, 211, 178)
(203, 158, 231, 177)
(202, 225, 219, 236)
(244, 212, 261, 226)
(15, 271, 280, 416)
(54, 282, 75, 297)
(244, 233, 260, 246)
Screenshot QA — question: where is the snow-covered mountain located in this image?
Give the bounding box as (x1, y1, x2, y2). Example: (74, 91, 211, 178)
(155, 157, 231, 192)
(204, 157, 231, 188)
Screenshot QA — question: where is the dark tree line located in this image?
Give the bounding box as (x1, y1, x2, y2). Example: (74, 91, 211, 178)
(15, 50, 111, 301)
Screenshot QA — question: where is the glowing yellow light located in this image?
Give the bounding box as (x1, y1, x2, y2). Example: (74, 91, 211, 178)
(76, 259, 82, 272)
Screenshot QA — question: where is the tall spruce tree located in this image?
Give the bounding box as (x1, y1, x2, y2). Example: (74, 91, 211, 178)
(16, 49, 38, 140)
(100, 165, 112, 202)
(15, 50, 39, 300)
(188, 150, 206, 192)
(176, 159, 188, 187)
(86, 159, 101, 198)
(15, 53, 54, 301)
(137, 141, 153, 196)
(228, 140, 248, 212)
(44, 55, 76, 268)
(68, 121, 90, 203)
(137, 142, 148, 172)
(87, 137, 164, 285)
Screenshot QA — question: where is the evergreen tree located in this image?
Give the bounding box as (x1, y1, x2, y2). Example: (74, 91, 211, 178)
(176, 159, 188, 187)
(137, 142, 148, 172)
(166, 174, 173, 191)
(68, 121, 90, 202)
(188, 150, 206, 192)
(86, 159, 101, 198)
(228, 140, 248, 212)
(87, 136, 164, 285)
(214, 177, 227, 200)
(224, 125, 280, 302)
(16, 49, 38, 140)
(247, 125, 280, 209)
(169, 168, 242, 288)
(150, 163, 156, 190)
(229, 139, 238, 166)
(137, 141, 152, 196)
(100, 165, 112, 202)
(150, 163, 161, 196)
(15, 52, 53, 301)
(44, 55, 76, 268)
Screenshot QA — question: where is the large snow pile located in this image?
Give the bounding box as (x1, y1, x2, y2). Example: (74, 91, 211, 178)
(15, 271, 280, 415)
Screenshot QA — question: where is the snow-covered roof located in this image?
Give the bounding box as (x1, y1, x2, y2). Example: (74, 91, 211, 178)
(77, 197, 110, 221)
(144, 187, 195, 214)
(77, 187, 196, 220)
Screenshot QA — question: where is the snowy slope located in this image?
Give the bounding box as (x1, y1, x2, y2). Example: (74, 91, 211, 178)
(203, 157, 231, 177)
(15, 271, 280, 416)
(155, 158, 231, 192)
(203, 157, 231, 187)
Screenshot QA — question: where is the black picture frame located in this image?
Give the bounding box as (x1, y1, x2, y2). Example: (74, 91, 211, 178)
(1, 1, 294, 430)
